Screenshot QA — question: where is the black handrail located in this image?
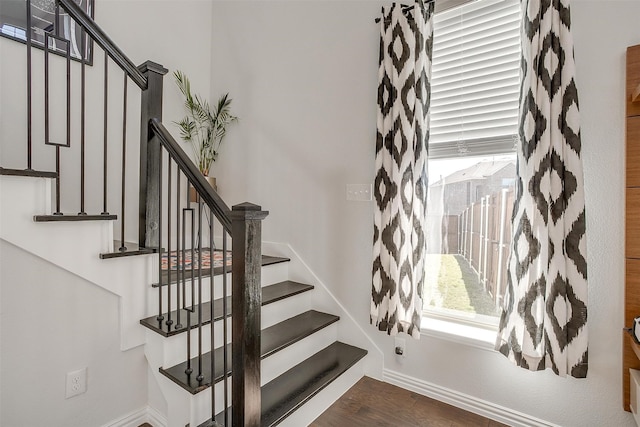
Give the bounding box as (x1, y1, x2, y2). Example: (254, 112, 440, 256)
(149, 118, 232, 232)
(57, 0, 147, 90)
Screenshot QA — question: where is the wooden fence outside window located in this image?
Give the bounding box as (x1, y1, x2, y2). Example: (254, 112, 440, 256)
(439, 188, 514, 308)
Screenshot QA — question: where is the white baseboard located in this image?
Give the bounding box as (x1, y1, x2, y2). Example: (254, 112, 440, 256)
(383, 369, 558, 427)
(102, 406, 167, 427)
(146, 406, 168, 427)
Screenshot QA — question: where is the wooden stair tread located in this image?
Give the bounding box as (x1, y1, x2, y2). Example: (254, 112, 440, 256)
(34, 214, 117, 221)
(199, 342, 367, 427)
(261, 341, 366, 426)
(100, 241, 157, 259)
(0, 167, 57, 178)
(159, 310, 339, 394)
(261, 255, 290, 267)
(140, 281, 313, 337)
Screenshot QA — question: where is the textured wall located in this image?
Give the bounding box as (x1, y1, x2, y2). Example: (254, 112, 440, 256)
(0, 241, 148, 427)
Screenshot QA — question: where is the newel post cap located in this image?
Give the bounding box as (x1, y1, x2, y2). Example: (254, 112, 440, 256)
(230, 202, 269, 221)
(138, 60, 168, 75)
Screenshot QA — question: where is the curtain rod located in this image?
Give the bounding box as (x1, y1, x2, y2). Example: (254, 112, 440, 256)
(375, 0, 475, 23)
(374, 0, 436, 23)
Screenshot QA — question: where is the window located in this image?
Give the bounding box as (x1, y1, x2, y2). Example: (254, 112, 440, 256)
(423, 0, 521, 330)
(1, 24, 26, 40)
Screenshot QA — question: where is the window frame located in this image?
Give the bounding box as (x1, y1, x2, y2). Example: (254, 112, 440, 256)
(421, 0, 521, 336)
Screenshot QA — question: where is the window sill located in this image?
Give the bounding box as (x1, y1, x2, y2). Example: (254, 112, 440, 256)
(420, 316, 497, 352)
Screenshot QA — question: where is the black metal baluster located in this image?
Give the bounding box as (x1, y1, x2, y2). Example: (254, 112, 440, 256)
(61, 30, 70, 215)
(79, 28, 86, 215)
(102, 51, 109, 215)
(44, 35, 49, 145)
(181, 205, 190, 321)
(56, 3, 71, 214)
(156, 151, 164, 322)
(197, 200, 204, 382)
(185, 207, 195, 376)
(165, 160, 172, 327)
(65, 39, 70, 150)
(191, 209, 196, 317)
(209, 209, 216, 422)
(51, 1, 60, 226)
(175, 172, 182, 330)
(55, 3, 60, 35)
(26, 0, 32, 170)
(181, 205, 189, 314)
(55, 149, 61, 214)
(44, 31, 70, 215)
(222, 232, 229, 426)
(119, 74, 128, 250)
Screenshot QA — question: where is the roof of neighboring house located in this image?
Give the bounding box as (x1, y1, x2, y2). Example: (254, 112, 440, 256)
(430, 160, 515, 187)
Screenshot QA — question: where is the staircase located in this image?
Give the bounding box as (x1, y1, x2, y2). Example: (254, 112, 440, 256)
(0, 169, 372, 426)
(140, 250, 368, 427)
(0, 1, 375, 425)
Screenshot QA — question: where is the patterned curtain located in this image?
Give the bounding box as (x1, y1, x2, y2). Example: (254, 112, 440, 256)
(496, 0, 588, 378)
(371, 1, 434, 339)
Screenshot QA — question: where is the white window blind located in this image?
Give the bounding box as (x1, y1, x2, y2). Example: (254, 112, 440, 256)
(429, 0, 521, 159)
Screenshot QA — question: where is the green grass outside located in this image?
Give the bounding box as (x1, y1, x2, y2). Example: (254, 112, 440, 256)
(424, 254, 499, 317)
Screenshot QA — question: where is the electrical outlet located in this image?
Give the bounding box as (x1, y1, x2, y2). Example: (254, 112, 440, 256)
(65, 368, 87, 398)
(395, 337, 406, 357)
(346, 184, 372, 201)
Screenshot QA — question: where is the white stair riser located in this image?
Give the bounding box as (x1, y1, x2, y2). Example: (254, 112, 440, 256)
(190, 381, 231, 427)
(145, 333, 226, 427)
(262, 291, 312, 329)
(151, 367, 193, 427)
(260, 262, 290, 287)
(147, 323, 228, 368)
(261, 323, 338, 386)
(0, 175, 51, 217)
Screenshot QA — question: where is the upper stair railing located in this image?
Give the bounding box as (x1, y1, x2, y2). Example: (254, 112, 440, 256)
(6, 1, 265, 425)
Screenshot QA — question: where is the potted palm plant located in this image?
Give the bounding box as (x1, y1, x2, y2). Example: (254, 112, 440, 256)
(174, 70, 238, 199)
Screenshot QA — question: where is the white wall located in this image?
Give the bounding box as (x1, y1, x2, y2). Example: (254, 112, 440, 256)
(96, 0, 215, 130)
(0, 241, 147, 427)
(210, 1, 638, 425)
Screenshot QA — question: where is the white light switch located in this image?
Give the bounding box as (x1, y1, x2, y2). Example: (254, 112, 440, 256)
(346, 184, 372, 202)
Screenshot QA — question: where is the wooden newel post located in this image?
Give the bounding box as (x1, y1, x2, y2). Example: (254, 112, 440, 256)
(138, 60, 168, 249)
(231, 202, 268, 426)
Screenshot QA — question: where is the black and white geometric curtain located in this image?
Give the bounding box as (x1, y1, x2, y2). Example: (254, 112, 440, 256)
(371, 1, 434, 339)
(496, 0, 588, 378)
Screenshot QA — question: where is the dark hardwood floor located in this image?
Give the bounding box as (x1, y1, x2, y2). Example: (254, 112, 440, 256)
(139, 376, 507, 427)
(310, 376, 508, 427)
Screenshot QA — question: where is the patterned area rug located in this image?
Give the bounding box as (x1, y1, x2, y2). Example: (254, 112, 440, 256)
(161, 248, 231, 271)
